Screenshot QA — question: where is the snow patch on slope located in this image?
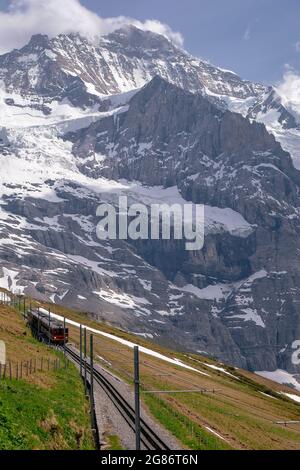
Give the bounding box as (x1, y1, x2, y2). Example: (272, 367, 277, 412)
(230, 308, 265, 328)
(0, 267, 24, 293)
(271, 127, 300, 170)
(281, 392, 300, 404)
(181, 283, 231, 301)
(256, 369, 300, 392)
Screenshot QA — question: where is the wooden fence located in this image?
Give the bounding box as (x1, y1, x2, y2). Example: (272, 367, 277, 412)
(0, 357, 67, 380)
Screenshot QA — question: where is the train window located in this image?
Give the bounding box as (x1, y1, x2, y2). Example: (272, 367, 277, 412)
(53, 328, 64, 335)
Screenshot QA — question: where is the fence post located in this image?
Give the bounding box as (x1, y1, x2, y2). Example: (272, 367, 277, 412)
(38, 307, 40, 340)
(134, 346, 141, 451)
(84, 328, 87, 396)
(63, 317, 66, 366)
(48, 309, 51, 345)
(80, 324, 82, 376)
(90, 334, 96, 436)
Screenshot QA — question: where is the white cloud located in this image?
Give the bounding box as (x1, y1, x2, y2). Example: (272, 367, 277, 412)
(0, 0, 184, 54)
(276, 67, 300, 123)
(243, 25, 251, 41)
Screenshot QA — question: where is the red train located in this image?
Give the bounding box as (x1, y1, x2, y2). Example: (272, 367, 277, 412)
(27, 309, 69, 345)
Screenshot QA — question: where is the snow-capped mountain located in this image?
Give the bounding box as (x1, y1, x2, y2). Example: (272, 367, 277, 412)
(1, 26, 300, 380)
(0, 26, 265, 103)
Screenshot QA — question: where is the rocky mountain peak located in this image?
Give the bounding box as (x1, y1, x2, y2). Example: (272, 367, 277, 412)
(104, 24, 176, 51)
(27, 33, 50, 49)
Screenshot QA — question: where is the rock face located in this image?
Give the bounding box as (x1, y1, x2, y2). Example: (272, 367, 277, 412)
(66, 77, 300, 372)
(69, 76, 278, 183)
(0, 27, 300, 378)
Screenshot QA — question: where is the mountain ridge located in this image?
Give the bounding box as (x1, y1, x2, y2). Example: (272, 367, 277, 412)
(0, 26, 266, 102)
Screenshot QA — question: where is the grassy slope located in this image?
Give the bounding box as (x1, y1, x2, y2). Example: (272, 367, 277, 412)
(0, 297, 94, 450)
(105, 435, 125, 451)
(33, 299, 300, 450)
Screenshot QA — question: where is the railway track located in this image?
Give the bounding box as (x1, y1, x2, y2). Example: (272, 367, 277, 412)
(65, 346, 170, 451)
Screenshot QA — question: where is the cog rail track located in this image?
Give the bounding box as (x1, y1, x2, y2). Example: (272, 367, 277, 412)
(65, 346, 170, 451)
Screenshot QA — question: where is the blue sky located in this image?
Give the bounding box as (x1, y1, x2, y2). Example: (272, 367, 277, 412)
(0, 0, 299, 85)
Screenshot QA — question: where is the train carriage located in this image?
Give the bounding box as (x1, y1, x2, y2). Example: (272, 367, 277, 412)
(27, 309, 68, 345)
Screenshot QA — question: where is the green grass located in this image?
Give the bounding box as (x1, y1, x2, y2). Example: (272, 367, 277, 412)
(0, 361, 94, 450)
(105, 435, 125, 450)
(144, 393, 232, 450)
(6, 295, 300, 450)
(0, 301, 94, 450)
